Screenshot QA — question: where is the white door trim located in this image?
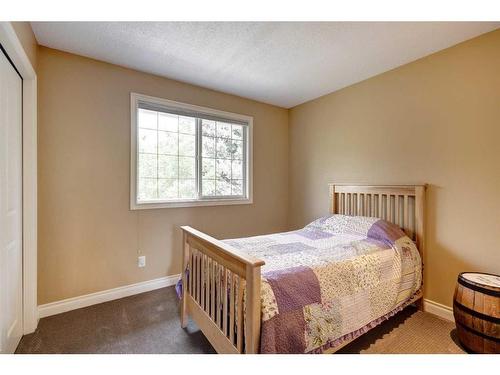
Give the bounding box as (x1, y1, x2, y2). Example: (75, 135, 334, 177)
(0, 22, 38, 335)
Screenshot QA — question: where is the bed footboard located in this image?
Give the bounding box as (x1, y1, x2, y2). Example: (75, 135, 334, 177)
(180, 226, 265, 354)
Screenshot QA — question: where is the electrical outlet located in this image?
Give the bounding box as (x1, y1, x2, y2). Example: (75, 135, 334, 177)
(138, 255, 146, 268)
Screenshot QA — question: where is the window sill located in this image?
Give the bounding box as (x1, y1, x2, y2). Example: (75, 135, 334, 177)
(130, 197, 253, 210)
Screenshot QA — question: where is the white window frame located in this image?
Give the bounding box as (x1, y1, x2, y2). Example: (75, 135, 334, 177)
(130, 92, 253, 209)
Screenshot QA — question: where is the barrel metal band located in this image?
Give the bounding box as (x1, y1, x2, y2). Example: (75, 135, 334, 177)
(457, 277, 500, 297)
(455, 321, 500, 343)
(453, 300, 500, 324)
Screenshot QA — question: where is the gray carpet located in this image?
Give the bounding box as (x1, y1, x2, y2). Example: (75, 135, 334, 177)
(16, 286, 464, 354)
(16, 286, 215, 354)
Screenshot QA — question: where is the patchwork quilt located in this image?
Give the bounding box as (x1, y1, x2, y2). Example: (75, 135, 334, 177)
(224, 215, 422, 354)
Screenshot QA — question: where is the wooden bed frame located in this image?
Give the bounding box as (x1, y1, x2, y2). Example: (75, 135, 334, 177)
(180, 184, 426, 354)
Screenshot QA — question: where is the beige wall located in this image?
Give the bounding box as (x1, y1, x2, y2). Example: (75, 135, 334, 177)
(11, 22, 38, 71)
(289, 29, 500, 308)
(37, 47, 289, 304)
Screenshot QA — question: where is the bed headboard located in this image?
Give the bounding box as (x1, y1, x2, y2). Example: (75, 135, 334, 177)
(329, 184, 426, 255)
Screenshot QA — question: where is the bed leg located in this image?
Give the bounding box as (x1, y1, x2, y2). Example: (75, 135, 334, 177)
(415, 298, 424, 311)
(180, 232, 189, 328)
(180, 293, 188, 328)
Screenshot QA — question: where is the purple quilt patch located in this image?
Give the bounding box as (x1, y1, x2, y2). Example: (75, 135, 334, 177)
(264, 266, 321, 313)
(365, 237, 392, 249)
(267, 242, 314, 254)
(295, 229, 333, 240)
(261, 309, 307, 353)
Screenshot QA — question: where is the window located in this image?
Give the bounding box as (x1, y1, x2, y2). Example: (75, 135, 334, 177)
(131, 93, 253, 209)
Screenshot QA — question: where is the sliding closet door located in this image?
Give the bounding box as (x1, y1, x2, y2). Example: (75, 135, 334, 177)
(0, 46, 23, 353)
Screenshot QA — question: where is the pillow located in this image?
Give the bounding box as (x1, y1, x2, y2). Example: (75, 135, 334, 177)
(366, 219, 407, 245)
(306, 214, 406, 244)
(305, 214, 378, 235)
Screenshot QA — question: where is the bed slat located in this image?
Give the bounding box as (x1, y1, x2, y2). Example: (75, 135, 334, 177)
(217, 264, 221, 328)
(189, 252, 193, 297)
(223, 268, 228, 335)
(201, 253, 206, 311)
(211, 259, 215, 320)
(404, 195, 409, 236)
(229, 272, 235, 344)
(236, 277, 244, 352)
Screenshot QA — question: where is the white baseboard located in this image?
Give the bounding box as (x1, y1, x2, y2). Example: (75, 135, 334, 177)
(38, 274, 181, 319)
(423, 298, 454, 322)
(37, 276, 455, 323)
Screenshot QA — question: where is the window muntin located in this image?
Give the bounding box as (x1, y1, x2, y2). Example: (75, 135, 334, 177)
(137, 109, 197, 201)
(132, 94, 251, 208)
(200, 119, 246, 198)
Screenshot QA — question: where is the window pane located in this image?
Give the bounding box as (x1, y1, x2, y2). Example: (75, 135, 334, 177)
(202, 119, 216, 136)
(179, 179, 196, 198)
(216, 179, 231, 196)
(216, 137, 232, 159)
(179, 116, 196, 134)
(138, 109, 157, 130)
(179, 134, 195, 156)
(135, 100, 249, 204)
(158, 131, 178, 155)
(232, 160, 243, 179)
(202, 179, 215, 196)
(233, 140, 243, 160)
(158, 179, 178, 199)
(216, 159, 231, 180)
(231, 179, 243, 196)
(139, 153, 157, 178)
(202, 136, 215, 157)
(202, 158, 215, 179)
(179, 157, 195, 178)
(232, 124, 243, 140)
(158, 113, 178, 132)
(216, 121, 231, 138)
(138, 128, 157, 154)
(138, 178, 157, 201)
(158, 155, 178, 178)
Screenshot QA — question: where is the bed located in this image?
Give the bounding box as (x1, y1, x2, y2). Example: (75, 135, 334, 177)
(179, 184, 426, 353)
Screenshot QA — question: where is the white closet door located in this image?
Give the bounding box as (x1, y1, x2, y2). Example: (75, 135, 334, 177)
(0, 47, 23, 354)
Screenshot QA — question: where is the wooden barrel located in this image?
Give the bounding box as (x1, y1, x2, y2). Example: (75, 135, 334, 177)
(453, 272, 500, 353)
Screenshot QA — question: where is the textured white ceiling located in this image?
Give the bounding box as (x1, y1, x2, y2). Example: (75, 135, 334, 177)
(31, 22, 499, 108)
